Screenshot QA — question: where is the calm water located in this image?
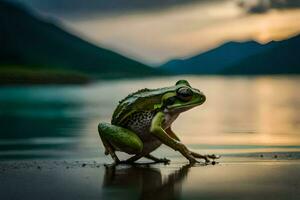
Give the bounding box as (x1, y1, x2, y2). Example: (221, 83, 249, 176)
(0, 76, 300, 160)
(1, 76, 300, 200)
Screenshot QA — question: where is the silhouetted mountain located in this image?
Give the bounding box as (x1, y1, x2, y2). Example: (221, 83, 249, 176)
(161, 34, 300, 75)
(0, 1, 157, 80)
(221, 35, 300, 74)
(162, 41, 273, 74)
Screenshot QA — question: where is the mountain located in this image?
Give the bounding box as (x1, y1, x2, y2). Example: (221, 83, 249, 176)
(221, 35, 300, 74)
(0, 0, 157, 83)
(161, 34, 300, 75)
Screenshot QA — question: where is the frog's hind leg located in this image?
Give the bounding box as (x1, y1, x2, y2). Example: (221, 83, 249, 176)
(98, 124, 120, 163)
(117, 154, 170, 165)
(98, 123, 143, 164)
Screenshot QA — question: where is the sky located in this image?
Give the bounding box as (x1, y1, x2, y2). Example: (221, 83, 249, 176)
(10, 0, 300, 65)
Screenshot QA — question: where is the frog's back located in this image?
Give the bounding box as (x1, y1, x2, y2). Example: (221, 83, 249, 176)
(110, 84, 184, 154)
(111, 86, 174, 126)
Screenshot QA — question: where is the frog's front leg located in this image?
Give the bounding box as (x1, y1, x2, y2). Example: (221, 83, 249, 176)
(98, 123, 143, 164)
(166, 127, 220, 163)
(150, 112, 199, 165)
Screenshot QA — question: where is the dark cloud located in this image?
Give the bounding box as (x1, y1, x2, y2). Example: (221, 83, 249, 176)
(7, 0, 214, 17)
(5, 0, 300, 18)
(237, 0, 300, 13)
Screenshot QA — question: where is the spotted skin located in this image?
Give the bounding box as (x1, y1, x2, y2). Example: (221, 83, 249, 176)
(124, 111, 155, 136)
(117, 110, 180, 154)
(121, 111, 161, 154)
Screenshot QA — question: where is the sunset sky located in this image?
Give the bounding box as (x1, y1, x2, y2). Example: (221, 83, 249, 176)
(14, 0, 300, 65)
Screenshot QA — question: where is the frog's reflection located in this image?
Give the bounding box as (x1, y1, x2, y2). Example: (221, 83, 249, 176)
(102, 164, 191, 200)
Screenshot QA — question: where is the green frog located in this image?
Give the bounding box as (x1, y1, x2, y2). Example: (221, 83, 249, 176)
(98, 80, 219, 165)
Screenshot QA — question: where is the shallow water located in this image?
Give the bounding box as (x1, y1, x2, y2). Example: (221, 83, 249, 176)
(0, 76, 300, 160)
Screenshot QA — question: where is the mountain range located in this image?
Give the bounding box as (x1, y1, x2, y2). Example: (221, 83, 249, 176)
(0, 0, 299, 84)
(161, 34, 300, 75)
(0, 0, 157, 84)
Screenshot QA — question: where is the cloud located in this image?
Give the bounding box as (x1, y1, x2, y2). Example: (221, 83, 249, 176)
(10, 0, 207, 17)
(66, 1, 300, 64)
(237, 0, 300, 13)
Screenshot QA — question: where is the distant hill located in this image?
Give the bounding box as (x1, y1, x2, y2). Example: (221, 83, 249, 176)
(0, 0, 157, 83)
(221, 35, 300, 74)
(161, 34, 300, 75)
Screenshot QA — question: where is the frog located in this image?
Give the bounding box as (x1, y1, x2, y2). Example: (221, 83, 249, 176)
(98, 80, 219, 165)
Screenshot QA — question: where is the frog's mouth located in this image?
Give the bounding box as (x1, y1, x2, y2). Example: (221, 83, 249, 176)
(167, 96, 206, 112)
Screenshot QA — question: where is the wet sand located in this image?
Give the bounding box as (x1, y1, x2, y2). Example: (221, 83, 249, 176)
(1, 157, 300, 200)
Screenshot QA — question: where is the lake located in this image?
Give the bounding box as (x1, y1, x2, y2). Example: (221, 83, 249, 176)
(1, 76, 299, 160)
(1, 76, 300, 200)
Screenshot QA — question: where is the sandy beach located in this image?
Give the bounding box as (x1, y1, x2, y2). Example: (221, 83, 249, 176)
(1, 156, 300, 200)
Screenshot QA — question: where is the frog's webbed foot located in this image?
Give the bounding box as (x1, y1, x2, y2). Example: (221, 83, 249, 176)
(156, 157, 171, 164)
(145, 154, 170, 164)
(116, 154, 171, 165)
(116, 160, 134, 165)
(191, 152, 221, 164)
(207, 154, 221, 160)
(115, 154, 143, 165)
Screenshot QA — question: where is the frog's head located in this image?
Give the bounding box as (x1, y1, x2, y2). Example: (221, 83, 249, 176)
(161, 80, 206, 114)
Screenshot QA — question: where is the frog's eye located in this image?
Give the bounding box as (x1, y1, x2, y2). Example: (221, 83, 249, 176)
(165, 97, 176, 105)
(176, 87, 193, 102)
(176, 80, 190, 87)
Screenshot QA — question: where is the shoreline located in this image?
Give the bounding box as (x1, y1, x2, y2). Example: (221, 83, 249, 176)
(1, 158, 300, 200)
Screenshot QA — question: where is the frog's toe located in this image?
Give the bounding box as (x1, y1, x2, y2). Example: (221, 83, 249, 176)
(205, 160, 219, 165)
(158, 158, 170, 164)
(203, 158, 210, 164)
(207, 154, 221, 159)
(188, 157, 200, 166)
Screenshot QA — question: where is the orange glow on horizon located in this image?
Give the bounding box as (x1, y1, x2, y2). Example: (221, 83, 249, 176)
(63, 2, 300, 64)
